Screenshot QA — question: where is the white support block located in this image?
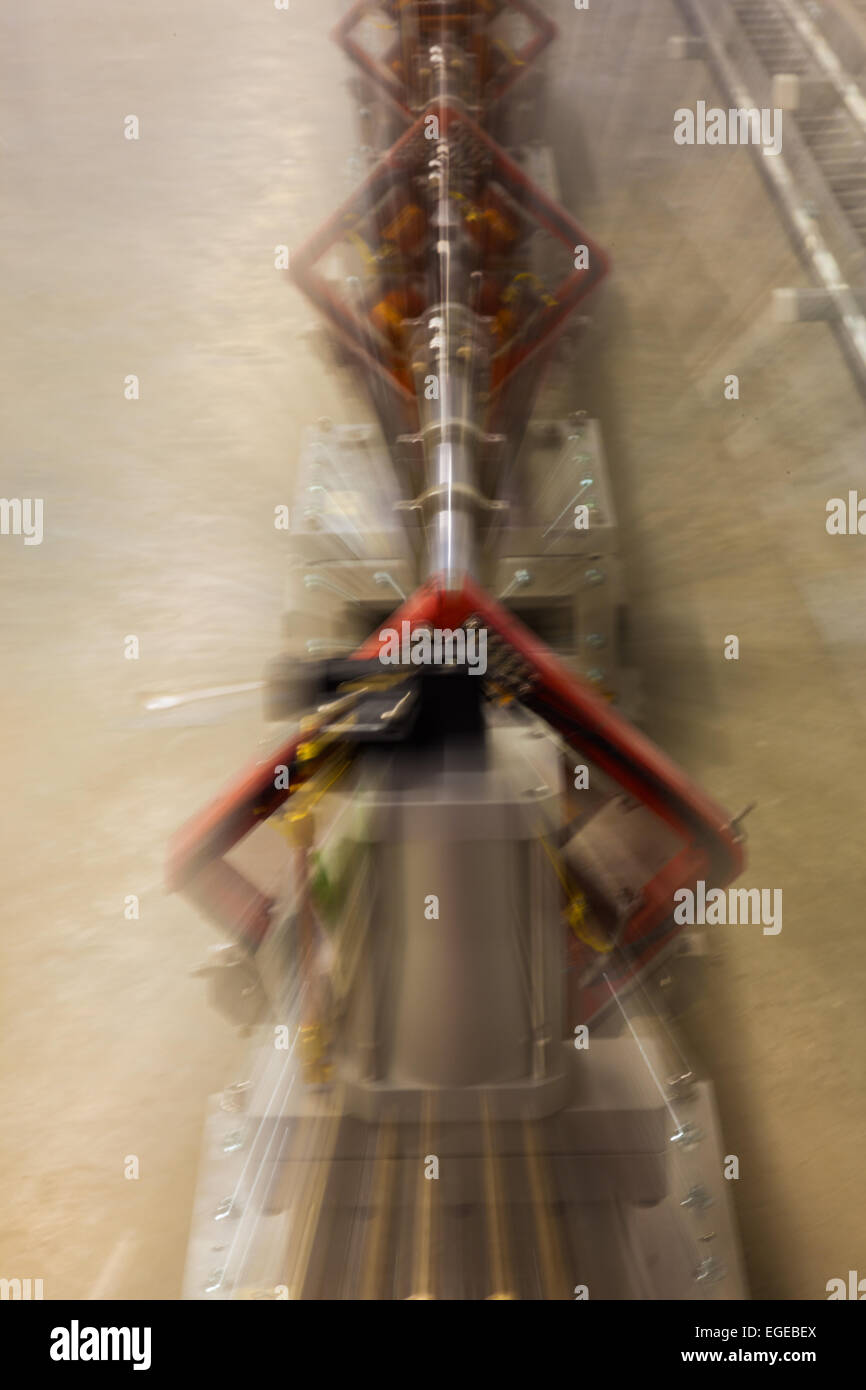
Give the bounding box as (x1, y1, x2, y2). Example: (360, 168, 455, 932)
(774, 287, 835, 322)
(667, 35, 705, 61)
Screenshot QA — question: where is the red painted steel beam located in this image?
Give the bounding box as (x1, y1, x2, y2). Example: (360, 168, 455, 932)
(168, 576, 744, 1009)
(290, 101, 609, 416)
(355, 576, 744, 890)
(356, 576, 745, 1011)
(166, 730, 304, 895)
(333, 0, 558, 116)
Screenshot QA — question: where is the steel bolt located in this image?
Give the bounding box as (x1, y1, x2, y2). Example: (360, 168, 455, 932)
(694, 1256, 726, 1285)
(667, 1070, 697, 1103)
(681, 1185, 714, 1212)
(671, 1122, 703, 1150)
(220, 1082, 251, 1114)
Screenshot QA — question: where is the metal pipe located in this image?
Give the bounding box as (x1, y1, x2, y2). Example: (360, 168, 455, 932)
(523, 1120, 569, 1299)
(417, 50, 485, 587)
(407, 1093, 436, 1300)
(427, 439, 478, 584)
(284, 1092, 344, 1300)
(359, 1110, 398, 1300)
(481, 1096, 518, 1300)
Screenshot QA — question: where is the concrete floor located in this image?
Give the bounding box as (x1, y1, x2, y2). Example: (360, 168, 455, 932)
(1, 0, 864, 1300)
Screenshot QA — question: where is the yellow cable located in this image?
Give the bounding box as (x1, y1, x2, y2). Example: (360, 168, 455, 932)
(538, 833, 610, 954)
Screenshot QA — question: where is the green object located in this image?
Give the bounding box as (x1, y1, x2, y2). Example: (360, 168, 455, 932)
(309, 837, 361, 924)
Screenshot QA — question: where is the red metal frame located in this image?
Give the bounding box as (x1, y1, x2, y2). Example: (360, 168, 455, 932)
(168, 576, 744, 1022)
(333, 0, 557, 119)
(169, 4, 739, 1025)
(355, 577, 744, 1010)
(289, 101, 609, 429)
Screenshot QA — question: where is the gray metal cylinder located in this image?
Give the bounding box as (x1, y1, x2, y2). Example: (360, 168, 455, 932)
(336, 729, 565, 1099)
(386, 835, 529, 1086)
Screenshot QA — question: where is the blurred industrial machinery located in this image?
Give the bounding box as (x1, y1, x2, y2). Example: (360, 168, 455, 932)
(169, 0, 748, 1300)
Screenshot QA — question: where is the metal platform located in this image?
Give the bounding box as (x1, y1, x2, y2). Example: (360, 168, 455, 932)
(184, 1032, 747, 1301)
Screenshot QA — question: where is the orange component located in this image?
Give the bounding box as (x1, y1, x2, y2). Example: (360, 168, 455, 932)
(370, 286, 425, 346)
(466, 194, 518, 255)
(494, 306, 516, 340)
(382, 201, 426, 255)
(370, 294, 405, 344)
